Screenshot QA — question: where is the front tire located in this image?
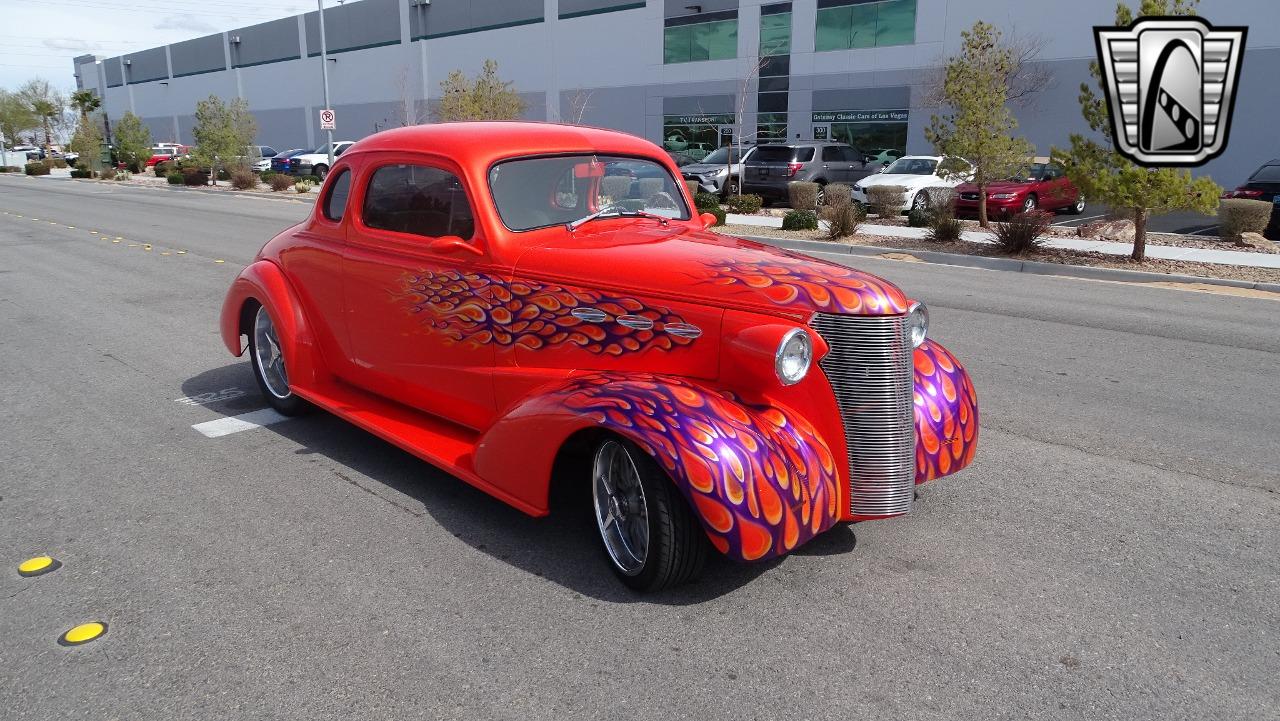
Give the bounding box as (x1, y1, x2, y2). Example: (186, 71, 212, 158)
(912, 190, 930, 212)
(591, 437, 707, 592)
(1068, 194, 1086, 214)
(1022, 194, 1038, 213)
(249, 304, 307, 416)
(313, 164, 329, 181)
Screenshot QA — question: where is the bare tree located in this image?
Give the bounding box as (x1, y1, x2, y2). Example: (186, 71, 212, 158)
(564, 89, 594, 125)
(393, 65, 430, 127)
(917, 28, 1055, 111)
(729, 57, 769, 196)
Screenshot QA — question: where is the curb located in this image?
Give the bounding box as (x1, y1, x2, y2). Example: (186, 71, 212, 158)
(742, 234, 1280, 293)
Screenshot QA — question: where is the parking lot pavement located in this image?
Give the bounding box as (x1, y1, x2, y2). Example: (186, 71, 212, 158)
(1050, 204, 1221, 236)
(1, 176, 1278, 720)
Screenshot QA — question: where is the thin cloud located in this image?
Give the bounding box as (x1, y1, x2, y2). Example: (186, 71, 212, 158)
(155, 15, 219, 33)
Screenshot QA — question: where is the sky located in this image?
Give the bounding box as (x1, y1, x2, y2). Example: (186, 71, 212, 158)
(0, 0, 313, 92)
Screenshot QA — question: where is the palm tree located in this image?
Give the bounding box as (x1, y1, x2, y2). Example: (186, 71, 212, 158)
(18, 79, 64, 153)
(70, 89, 100, 127)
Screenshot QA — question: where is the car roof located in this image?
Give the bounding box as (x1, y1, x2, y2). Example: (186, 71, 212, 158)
(344, 122, 664, 167)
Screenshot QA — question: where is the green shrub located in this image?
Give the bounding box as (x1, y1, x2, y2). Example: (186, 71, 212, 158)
(992, 210, 1053, 254)
(50, 158, 69, 169)
(693, 192, 721, 212)
(927, 215, 963, 242)
(167, 171, 184, 185)
(907, 208, 932, 227)
(726, 193, 763, 214)
(229, 169, 258, 190)
(293, 179, 315, 194)
(827, 202, 865, 240)
(782, 209, 819, 231)
(825, 183, 853, 208)
(260, 169, 277, 181)
(1219, 198, 1272, 240)
(0, 166, 20, 173)
(154, 161, 171, 177)
(24, 161, 50, 176)
(216, 168, 231, 181)
(182, 167, 209, 186)
(867, 185, 906, 218)
(99, 167, 117, 180)
(113, 170, 130, 181)
(787, 181, 821, 211)
(69, 168, 93, 178)
(269, 173, 294, 192)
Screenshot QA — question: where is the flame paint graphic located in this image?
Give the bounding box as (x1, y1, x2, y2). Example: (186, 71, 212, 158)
(398, 270, 694, 355)
(913, 341, 979, 483)
(546, 373, 840, 562)
(702, 255, 910, 315)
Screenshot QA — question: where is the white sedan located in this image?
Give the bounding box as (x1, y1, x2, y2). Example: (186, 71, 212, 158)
(852, 155, 972, 213)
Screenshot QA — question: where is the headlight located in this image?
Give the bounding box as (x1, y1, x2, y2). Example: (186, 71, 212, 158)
(853, 185, 863, 192)
(990, 193, 1017, 200)
(775, 328, 812, 385)
(907, 301, 929, 348)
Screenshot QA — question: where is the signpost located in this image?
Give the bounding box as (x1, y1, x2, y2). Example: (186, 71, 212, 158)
(317, 0, 334, 168)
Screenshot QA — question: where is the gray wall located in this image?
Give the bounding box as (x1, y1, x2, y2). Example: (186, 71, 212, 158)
(123, 47, 168, 85)
(72, 0, 1280, 184)
(231, 17, 302, 68)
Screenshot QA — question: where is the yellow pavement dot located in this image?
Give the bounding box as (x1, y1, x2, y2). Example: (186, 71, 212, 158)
(160, 251, 170, 256)
(18, 556, 61, 578)
(111, 239, 120, 244)
(30, 217, 39, 221)
(215, 259, 225, 264)
(128, 243, 139, 248)
(67, 226, 76, 229)
(59, 622, 107, 647)
(143, 244, 152, 251)
(49, 221, 57, 225)
(114, 236, 123, 241)
(176, 250, 186, 255)
(89, 230, 98, 235)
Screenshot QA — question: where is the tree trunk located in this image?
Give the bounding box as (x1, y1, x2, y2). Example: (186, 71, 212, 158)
(1132, 206, 1147, 261)
(977, 182, 988, 227)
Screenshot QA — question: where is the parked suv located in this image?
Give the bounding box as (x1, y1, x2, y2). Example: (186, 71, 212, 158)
(681, 145, 756, 197)
(742, 142, 876, 204)
(1222, 158, 1280, 238)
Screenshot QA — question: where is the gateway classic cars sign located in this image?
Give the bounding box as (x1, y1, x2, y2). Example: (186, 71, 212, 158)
(812, 110, 909, 123)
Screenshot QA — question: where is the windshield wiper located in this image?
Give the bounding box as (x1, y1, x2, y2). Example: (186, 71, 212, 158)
(567, 204, 670, 231)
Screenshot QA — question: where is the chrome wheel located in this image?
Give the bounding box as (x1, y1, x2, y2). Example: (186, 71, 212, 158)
(252, 306, 290, 400)
(913, 191, 929, 211)
(1072, 195, 1086, 214)
(592, 439, 650, 576)
(1022, 195, 1038, 212)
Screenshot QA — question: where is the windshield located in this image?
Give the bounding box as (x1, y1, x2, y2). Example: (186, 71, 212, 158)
(489, 155, 691, 232)
(1251, 165, 1280, 182)
(884, 158, 939, 175)
(700, 147, 742, 165)
(1009, 163, 1047, 182)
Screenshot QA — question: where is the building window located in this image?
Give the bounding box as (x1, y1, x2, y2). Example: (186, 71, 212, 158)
(759, 8, 791, 56)
(815, 0, 916, 51)
(664, 13, 738, 64)
(662, 114, 734, 159)
(756, 113, 789, 144)
(812, 110, 910, 162)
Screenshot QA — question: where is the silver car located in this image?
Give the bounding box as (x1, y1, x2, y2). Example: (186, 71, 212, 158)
(681, 146, 756, 197)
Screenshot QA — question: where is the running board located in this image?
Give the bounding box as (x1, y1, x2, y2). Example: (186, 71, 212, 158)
(291, 379, 545, 517)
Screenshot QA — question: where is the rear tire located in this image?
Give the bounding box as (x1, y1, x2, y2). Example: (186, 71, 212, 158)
(248, 304, 308, 416)
(1068, 194, 1086, 214)
(591, 437, 707, 592)
(314, 164, 329, 181)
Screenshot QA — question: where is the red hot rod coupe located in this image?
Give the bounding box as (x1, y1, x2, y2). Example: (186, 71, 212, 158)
(220, 123, 978, 591)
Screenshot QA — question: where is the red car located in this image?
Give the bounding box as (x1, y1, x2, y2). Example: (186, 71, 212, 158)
(954, 161, 1086, 217)
(145, 146, 188, 167)
(219, 122, 979, 591)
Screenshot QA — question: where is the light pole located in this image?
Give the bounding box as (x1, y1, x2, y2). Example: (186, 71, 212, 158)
(317, 0, 334, 168)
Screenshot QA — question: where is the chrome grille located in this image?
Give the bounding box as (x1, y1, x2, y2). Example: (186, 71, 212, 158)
(810, 312, 916, 516)
(960, 192, 980, 201)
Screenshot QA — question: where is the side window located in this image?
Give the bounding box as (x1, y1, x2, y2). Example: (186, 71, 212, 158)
(794, 147, 816, 162)
(322, 169, 351, 222)
(362, 164, 475, 240)
(821, 146, 842, 162)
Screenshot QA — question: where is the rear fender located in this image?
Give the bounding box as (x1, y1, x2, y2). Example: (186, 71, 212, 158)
(219, 260, 324, 388)
(475, 373, 841, 562)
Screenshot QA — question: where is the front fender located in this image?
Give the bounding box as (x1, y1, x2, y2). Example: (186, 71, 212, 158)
(475, 373, 841, 562)
(914, 340, 979, 483)
(219, 260, 324, 389)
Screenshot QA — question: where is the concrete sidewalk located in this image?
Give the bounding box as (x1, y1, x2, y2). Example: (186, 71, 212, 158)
(725, 212, 1280, 269)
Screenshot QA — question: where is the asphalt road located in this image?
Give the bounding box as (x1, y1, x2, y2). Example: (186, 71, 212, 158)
(1048, 203, 1223, 236)
(1, 175, 1277, 721)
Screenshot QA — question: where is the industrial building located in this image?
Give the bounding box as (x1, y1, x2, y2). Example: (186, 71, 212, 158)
(72, 0, 1277, 183)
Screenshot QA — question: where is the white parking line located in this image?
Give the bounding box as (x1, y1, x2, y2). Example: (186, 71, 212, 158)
(192, 408, 289, 438)
(1052, 213, 1108, 226)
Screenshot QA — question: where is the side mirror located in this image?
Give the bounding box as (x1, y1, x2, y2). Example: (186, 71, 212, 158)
(700, 212, 718, 229)
(428, 235, 483, 256)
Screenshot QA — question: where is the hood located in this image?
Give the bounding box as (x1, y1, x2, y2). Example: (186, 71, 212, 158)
(858, 173, 936, 189)
(956, 180, 1032, 194)
(513, 222, 911, 317)
(681, 163, 731, 175)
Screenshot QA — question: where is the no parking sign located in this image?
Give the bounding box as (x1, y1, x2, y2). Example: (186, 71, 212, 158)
(319, 109, 336, 131)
